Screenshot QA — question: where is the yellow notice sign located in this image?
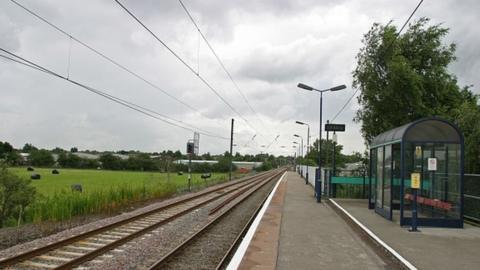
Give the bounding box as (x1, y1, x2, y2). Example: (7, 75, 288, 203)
(411, 173, 421, 189)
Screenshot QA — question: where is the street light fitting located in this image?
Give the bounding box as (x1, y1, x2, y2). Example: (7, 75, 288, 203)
(298, 83, 347, 93)
(329, 84, 347, 91)
(297, 83, 314, 91)
(292, 141, 298, 144)
(295, 120, 306, 125)
(294, 134, 300, 138)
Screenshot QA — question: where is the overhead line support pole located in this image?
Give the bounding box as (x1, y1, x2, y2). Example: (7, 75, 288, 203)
(229, 118, 234, 181)
(317, 92, 323, 203)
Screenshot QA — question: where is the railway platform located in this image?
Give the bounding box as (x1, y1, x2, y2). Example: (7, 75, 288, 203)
(229, 171, 389, 270)
(228, 171, 480, 270)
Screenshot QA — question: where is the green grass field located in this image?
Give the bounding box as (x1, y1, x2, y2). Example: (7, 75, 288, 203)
(6, 167, 229, 227)
(10, 167, 226, 195)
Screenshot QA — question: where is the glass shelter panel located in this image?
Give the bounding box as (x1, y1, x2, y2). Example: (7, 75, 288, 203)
(370, 149, 377, 208)
(446, 144, 461, 219)
(376, 147, 384, 209)
(392, 144, 401, 210)
(383, 145, 392, 215)
(402, 144, 414, 218)
(402, 142, 462, 222)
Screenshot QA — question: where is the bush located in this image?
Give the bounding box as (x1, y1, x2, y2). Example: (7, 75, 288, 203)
(0, 165, 36, 227)
(213, 157, 236, 172)
(99, 153, 124, 170)
(28, 150, 54, 167)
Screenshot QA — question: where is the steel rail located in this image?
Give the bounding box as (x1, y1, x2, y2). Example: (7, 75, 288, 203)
(208, 176, 268, 215)
(147, 169, 286, 269)
(0, 170, 275, 268)
(214, 181, 272, 270)
(53, 170, 279, 269)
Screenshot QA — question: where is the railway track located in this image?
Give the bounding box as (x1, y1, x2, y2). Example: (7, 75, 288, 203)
(147, 169, 286, 269)
(0, 170, 282, 270)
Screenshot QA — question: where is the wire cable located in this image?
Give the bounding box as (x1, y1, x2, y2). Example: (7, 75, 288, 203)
(331, 0, 424, 122)
(9, 0, 214, 121)
(113, 0, 261, 135)
(177, 0, 267, 129)
(0, 47, 229, 140)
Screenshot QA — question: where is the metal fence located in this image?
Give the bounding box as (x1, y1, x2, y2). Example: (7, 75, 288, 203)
(294, 167, 480, 222)
(329, 169, 368, 199)
(465, 174, 480, 222)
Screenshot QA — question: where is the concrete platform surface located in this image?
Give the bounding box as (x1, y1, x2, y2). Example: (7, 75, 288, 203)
(334, 199, 480, 270)
(239, 172, 390, 270)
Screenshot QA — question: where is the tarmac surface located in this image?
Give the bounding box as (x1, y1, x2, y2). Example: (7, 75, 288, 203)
(238, 172, 389, 269)
(335, 199, 480, 270)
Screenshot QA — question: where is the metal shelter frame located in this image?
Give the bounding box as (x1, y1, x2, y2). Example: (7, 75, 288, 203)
(368, 117, 464, 228)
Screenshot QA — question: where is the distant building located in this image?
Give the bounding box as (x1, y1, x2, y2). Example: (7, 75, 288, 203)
(174, 160, 262, 170)
(73, 152, 100, 160)
(338, 161, 365, 176)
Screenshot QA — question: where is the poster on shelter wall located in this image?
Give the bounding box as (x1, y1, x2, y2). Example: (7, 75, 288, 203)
(428, 158, 437, 171)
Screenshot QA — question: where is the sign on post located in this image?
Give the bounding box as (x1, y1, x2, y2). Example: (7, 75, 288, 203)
(411, 173, 421, 189)
(325, 123, 345, 132)
(186, 142, 195, 154)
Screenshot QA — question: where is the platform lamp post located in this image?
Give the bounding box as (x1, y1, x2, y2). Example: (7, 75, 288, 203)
(292, 145, 297, 171)
(297, 83, 346, 202)
(296, 121, 310, 184)
(293, 142, 299, 173)
(294, 134, 304, 178)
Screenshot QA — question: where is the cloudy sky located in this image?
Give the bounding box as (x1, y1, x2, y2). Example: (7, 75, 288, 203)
(0, 0, 478, 156)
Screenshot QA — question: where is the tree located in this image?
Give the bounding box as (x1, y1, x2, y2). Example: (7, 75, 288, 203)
(353, 18, 463, 142)
(0, 165, 36, 227)
(0, 142, 14, 156)
(201, 152, 212, 160)
(28, 149, 54, 167)
(22, 143, 37, 153)
(173, 150, 183, 159)
(125, 153, 157, 171)
(0, 142, 21, 165)
(353, 18, 480, 173)
(57, 152, 82, 168)
(70, 147, 78, 153)
(451, 91, 480, 173)
(305, 139, 345, 168)
(51, 147, 65, 154)
(99, 153, 123, 170)
(213, 156, 235, 172)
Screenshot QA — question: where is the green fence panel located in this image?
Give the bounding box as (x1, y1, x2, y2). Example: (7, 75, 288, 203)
(332, 177, 364, 185)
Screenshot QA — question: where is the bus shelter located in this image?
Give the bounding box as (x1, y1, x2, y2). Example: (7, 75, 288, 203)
(369, 117, 464, 228)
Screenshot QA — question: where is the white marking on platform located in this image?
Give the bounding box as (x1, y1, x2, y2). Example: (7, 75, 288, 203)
(329, 198, 417, 270)
(226, 171, 286, 270)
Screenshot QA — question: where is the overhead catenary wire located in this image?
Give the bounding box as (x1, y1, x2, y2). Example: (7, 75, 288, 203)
(8, 0, 215, 122)
(0, 47, 229, 140)
(177, 0, 268, 131)
(113, 0, 262, 136)
(266, 135, 280, 149)
(330, 0, 424, 122)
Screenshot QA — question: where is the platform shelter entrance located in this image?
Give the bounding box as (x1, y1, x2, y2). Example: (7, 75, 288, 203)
(369, 117, 464, 228)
